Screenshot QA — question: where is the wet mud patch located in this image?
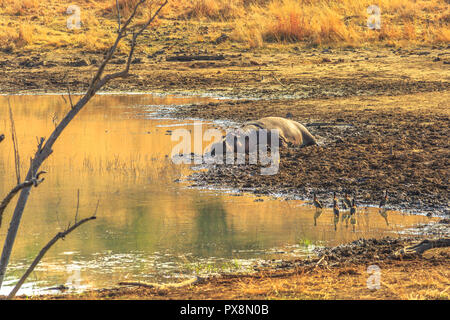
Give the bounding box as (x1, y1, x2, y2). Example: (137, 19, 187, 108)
(1, 46, 449, 99)
(256, 220, 449, 272)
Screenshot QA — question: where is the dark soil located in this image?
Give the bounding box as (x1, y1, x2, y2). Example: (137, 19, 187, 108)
(171, 95, 449, 216)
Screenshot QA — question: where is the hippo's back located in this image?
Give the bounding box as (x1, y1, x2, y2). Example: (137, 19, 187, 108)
(244, 117, 316, 146)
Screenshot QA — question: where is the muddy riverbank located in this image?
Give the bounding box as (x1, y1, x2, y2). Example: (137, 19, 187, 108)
(8, 219, 449, 300)
(172, 92, 449, 217)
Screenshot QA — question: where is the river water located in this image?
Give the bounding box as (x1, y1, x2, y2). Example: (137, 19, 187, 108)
(0, 94, 431, 295)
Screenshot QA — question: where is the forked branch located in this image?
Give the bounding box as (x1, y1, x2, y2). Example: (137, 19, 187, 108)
(396, 239, 450, 256)
(8, 103, 21, 184)
(0, 171, 46, 227)
(7, 205, 98, 300)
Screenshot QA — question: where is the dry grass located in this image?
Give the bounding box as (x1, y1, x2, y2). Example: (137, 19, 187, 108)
(0, 0, 448, 52)
(17, 256, 450, 300)
(230, 0, 450, 47)
(0, 0, 165, 53)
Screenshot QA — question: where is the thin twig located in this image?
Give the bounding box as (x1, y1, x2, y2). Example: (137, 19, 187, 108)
(8, 101, 21, 184)
(6, 215, 97, 299)
(74, 189, 80, 224)
(61, 73, 74, 109)
(0, 172, 46, 228)
(396, 239, 450, 256)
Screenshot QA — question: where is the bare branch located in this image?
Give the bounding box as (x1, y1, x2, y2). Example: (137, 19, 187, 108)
(0, 0, 168, 290)
(116, 0, 121, 33)
(38, 1, 168, 165)
(0, 172, 46, 228)
(6, 215, 97, 299)
(8, 101, 21, 184)
(92, 0, 169, 92)
(67, 85, 74, 109)
(93, 199, 100, 217)
(61, 74, 74, 109)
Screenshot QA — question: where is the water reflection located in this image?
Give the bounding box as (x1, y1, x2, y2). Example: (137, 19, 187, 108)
(379, 208, 390, 226)
(194, 200, 231, 256)
(313, 210, 322, 227)
(0, 94, 434, 295)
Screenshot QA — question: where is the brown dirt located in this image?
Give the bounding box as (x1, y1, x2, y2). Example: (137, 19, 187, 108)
(0, 42, 448, 98)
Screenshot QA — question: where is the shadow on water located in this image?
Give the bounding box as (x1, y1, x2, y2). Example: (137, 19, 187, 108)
(194, 200, 233, 257)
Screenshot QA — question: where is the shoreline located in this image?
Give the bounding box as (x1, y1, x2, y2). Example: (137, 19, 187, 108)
(6, 219, 449, 300)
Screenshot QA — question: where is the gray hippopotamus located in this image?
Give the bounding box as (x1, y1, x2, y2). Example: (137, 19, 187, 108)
(206, 116, 317, 156)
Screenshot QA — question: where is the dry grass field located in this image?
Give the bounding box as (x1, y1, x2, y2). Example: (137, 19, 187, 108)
(0, 0, 448, 53)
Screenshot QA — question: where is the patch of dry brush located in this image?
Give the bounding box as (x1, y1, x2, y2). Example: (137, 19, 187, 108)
(0, 0, 448, 53)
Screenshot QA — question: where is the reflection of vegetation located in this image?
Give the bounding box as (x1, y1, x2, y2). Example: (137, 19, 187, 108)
(333, 214, 339, 231)
(193, 200, 234, 257)
(313, 210, 322, 226)
(298, 239, 313, 247)
(183, 259, 245, 275)
(379, 208, 390, 226)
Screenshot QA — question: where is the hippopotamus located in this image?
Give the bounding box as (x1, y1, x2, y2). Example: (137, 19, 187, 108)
(244, 116, 317, 147)
(206, 116, 317, 157)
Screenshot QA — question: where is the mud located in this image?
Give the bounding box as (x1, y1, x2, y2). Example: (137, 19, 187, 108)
(260, 220, 450, 271)
(1, 46, 448, 99)
(174, 94, 449, 216)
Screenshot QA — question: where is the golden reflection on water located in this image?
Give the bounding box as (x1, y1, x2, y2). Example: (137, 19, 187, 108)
(0, 94, 433, 295)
